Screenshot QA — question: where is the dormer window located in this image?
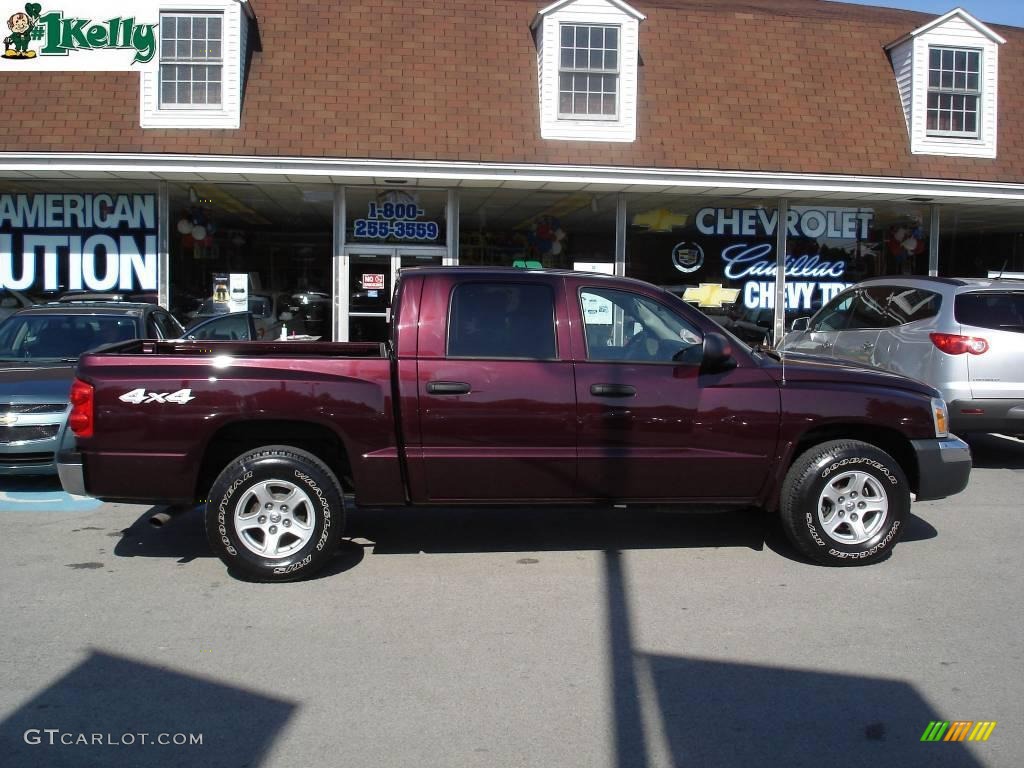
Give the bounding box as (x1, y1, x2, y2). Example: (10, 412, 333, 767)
(558, 24, 619, 120)
(139, 0, 254, 130)
(533, 0, 644, 142)
(886, 9, 1004, 159)
(927, 47, 980, 138)
(160, 13, 224, 109)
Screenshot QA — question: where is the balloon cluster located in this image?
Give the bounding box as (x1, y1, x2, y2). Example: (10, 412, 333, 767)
(886, 221, 925, 258)
(527, 216, 567, 257)
(176, 208, 216, 247)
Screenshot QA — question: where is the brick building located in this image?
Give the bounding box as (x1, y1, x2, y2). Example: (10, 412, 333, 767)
(1, 0, 1022, 341)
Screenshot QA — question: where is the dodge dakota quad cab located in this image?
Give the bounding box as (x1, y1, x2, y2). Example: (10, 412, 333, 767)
(57, 268, 972, 581)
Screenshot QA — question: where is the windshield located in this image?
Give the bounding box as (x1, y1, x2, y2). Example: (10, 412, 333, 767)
(0, 314, 136, 360)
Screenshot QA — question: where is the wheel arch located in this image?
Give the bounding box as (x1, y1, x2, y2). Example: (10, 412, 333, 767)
(772, 423, 919, 507)
(194, 419, 353, 502)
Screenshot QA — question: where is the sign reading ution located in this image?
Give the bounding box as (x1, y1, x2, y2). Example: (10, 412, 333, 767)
(0, 193, 158, 292)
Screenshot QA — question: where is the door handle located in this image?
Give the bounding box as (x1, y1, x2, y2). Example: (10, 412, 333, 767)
(426, 381, 471, 395)
(590, 384, 636, 398)
(862, 342, 875, 350)
(822, 341, 833, 349)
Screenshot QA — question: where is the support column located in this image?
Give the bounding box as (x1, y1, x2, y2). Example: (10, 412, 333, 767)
(158, 181, 170, 310)
(614, 193, 626, 277)
(772, 199, 789, 346)
(929, 204, 940, 277)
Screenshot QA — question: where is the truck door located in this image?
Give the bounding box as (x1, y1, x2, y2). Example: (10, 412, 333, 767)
(572, 283, 779, 502)
(414, 277, 577, 501)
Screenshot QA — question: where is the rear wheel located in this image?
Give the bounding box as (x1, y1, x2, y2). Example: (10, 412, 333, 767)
(205, 445, 345, 581)
(780, 440, 909, 565)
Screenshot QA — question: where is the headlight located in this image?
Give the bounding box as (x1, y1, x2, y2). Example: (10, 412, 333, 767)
(931, 397, 949, 438)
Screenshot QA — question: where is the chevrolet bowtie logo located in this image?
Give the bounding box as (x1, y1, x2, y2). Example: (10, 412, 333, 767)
(631, 208, 688, 232)
(682, 283, 741, 308)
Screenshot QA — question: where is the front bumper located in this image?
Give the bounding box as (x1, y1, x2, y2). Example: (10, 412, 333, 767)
(911, 435, 972, 501)
(56, 449, 87, 496)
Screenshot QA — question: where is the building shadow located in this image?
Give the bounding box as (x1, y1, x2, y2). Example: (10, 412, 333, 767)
(602, 550, 981, 768)
(0, 650, 295, 768)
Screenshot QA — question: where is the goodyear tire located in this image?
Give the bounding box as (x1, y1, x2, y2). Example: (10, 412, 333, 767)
(780, 440, 909, 566)
(205, 445, 345, 582)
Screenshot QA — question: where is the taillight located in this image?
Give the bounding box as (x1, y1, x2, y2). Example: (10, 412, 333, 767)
(68, 379, 94, 438)
(929, 332, 988, 355)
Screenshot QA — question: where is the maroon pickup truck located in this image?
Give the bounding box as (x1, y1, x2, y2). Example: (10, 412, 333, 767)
(58, 267, 971, 581)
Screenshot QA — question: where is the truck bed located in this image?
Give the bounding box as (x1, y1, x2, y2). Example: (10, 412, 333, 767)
(72, 339, 400, 505)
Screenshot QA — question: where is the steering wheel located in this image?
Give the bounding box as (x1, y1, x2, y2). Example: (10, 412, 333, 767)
(623, 330, 658, 361)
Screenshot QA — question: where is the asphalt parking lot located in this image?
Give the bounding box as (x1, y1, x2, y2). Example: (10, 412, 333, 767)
(0, 433, 1021, 768)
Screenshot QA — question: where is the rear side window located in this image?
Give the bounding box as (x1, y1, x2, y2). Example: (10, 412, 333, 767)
(883, 288, 941, 324)
(848, 288, 901, 330)
(955, 292, 1024, 332)
(848, 286, 941, 329)
(447, 283, 557, 359)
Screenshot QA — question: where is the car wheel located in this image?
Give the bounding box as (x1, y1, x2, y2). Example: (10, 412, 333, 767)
(780, 439, 908, 565)
(205, 445, 346, 582)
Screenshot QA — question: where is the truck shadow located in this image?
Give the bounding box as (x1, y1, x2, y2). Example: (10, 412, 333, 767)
(114, 503, 939, 573)
(112, 505, 366, 579)
(347, 504, 766, 556)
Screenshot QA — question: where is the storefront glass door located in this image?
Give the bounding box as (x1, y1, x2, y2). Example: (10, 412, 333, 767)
(345, 247, 444, 342)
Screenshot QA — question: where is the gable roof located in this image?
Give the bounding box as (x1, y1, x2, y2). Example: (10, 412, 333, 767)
(532, 0, 646, 28)
(885, 6, 1007, 49)
(0, 0, 1022, 185)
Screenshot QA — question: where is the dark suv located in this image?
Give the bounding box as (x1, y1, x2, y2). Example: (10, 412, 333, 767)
(0, 302, 252, 475)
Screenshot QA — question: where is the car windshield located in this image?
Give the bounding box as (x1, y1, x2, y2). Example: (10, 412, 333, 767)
(0, 314, 136, 360)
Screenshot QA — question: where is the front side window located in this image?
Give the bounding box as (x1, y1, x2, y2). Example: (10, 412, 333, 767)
(580, 288, 703, 364)
(447, 283, 557, 359)
(813, 294, 856, 332)
(927, 46, 981, 137)
(558, 24, 619, 120)
(160, 13, 224, 108)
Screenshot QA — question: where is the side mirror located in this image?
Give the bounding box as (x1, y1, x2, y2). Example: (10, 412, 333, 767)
(700, 331, 737, 374)
(790, 317, 810, 332)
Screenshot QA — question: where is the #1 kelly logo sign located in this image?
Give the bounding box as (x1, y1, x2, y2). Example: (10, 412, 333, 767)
(3, 2, 157, 64)
(0, 194, 158, 292)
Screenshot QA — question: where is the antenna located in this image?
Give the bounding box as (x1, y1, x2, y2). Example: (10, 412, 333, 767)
(780, 345, 786, 386)
(998, 259, 1008, 279)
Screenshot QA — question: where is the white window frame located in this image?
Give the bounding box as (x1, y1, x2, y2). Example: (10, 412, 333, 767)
(139, 0, 245, 130)
(533, 0, 644, 143)
(158, 11, 225, 111)
(557, 23, 621, 121)
(885, 9, 1004, 159)
(926, 45, 981, 139)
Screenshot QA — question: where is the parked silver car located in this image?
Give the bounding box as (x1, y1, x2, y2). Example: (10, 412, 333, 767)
(778, 276, 1024, 434)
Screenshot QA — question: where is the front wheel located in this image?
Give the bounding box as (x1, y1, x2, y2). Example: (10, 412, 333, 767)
(780, 440, 909, 566)
(205, 445, 346, 582)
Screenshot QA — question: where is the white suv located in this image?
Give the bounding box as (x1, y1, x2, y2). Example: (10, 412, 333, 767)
(779, 276, 1024, 435)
